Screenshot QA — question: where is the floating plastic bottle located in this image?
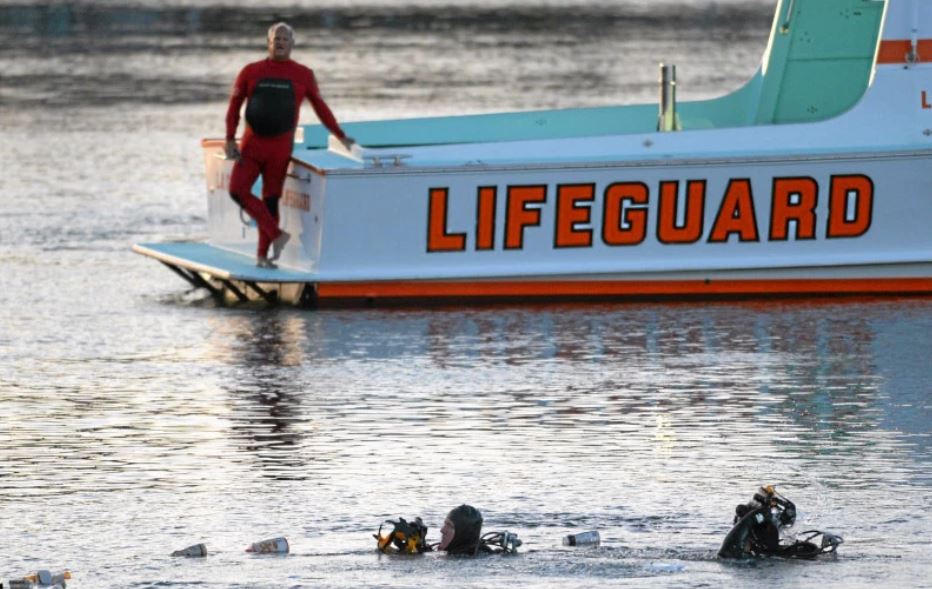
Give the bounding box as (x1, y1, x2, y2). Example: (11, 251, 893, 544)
(246, 537, 289, 554)
(171, 543, 208, 557)
(563, 531, 600, 547)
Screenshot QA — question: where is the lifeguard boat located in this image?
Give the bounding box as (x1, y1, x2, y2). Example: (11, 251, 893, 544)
(134, 0, 932, 306)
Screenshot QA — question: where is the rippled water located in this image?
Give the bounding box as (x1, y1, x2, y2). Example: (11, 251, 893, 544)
(1, 1, 931, 588)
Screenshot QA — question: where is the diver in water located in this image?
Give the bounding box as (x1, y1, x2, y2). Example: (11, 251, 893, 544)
(375, 504, 521, 555)
(718, 485, 843, 559)
(438, 504, 483, 554)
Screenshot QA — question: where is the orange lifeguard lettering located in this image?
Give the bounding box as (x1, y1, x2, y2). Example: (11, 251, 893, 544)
(217, 171, 231, 191)
(657, 180, 706, 244)
(708, 178, 759, 243)
(555, 184, 594, 248)
(770, 177, 818, 240)
(282, 189, 311, 212)
(427, 187, 466, 252)
(505, 185, 547, 249)
(476, 186, 497, 250)
(923, 90, 931, 109)
(602, 182, 648, 246)
(827, 174, 874, 238)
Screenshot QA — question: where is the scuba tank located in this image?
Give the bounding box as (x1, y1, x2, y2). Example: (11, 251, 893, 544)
(374, 515, 522, 555)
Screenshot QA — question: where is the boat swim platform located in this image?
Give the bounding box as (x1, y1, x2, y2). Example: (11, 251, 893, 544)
(133, 242, 317, 305)
(134, 242, 932, 308)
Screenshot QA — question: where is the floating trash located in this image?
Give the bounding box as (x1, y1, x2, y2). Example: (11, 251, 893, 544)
(171, 543, 208, 557)
(3, 570, 73, 588)
(246, 537, 289, 554)
(562, 531, 600, 547)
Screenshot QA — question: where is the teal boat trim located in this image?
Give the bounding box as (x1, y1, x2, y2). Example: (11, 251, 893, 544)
(296, 0, 884, 150)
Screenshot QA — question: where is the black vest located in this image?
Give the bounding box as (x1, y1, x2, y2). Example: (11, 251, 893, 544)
(245, 78, 295, 136)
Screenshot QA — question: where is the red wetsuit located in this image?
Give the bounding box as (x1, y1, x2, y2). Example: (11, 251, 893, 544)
(225, 58, 347, 257)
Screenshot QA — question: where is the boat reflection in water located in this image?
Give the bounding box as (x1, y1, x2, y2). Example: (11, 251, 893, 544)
(218, 314, 311, 479)
(195, 300, 927, 486)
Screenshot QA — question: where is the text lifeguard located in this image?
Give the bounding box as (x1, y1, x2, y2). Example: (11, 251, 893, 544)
(427, 174, 874, 252)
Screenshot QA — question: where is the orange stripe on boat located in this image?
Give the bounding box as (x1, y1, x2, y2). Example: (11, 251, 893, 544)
(316, 277, 932, 300)
(876, 39, 932, 64)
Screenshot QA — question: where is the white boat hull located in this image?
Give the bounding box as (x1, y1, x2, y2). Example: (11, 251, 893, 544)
(192, 145, 932, 302)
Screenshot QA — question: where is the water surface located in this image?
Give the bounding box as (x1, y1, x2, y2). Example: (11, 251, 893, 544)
(1, 2, 930, 588)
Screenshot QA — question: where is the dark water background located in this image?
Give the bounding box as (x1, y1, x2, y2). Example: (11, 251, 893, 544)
(1, 1, 930, 587)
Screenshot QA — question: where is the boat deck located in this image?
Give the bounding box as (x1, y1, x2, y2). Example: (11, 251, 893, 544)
(292, 130, 929, 175)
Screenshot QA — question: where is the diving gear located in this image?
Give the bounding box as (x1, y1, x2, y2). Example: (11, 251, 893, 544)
(245, 78, 296, 137)
(719, 485, 842, 559)
(375, 517, 431, 554)
(751, 486, 797, 527)
(478, 530, 522, 554)
(803, 530, 843, 553)
(443, 504, 484, 555)
(437, 505, 521, 555)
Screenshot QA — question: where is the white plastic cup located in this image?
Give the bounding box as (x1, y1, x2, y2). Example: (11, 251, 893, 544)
(171, 543, 208, 557)
(563, 530, 601, 546)
(246, 537, 289, 554)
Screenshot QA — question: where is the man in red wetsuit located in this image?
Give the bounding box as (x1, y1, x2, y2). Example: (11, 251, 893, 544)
(224, 22, 354, 268)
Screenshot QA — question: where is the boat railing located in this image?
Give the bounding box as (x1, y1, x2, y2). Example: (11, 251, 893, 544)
(364, 154, 412, 168)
